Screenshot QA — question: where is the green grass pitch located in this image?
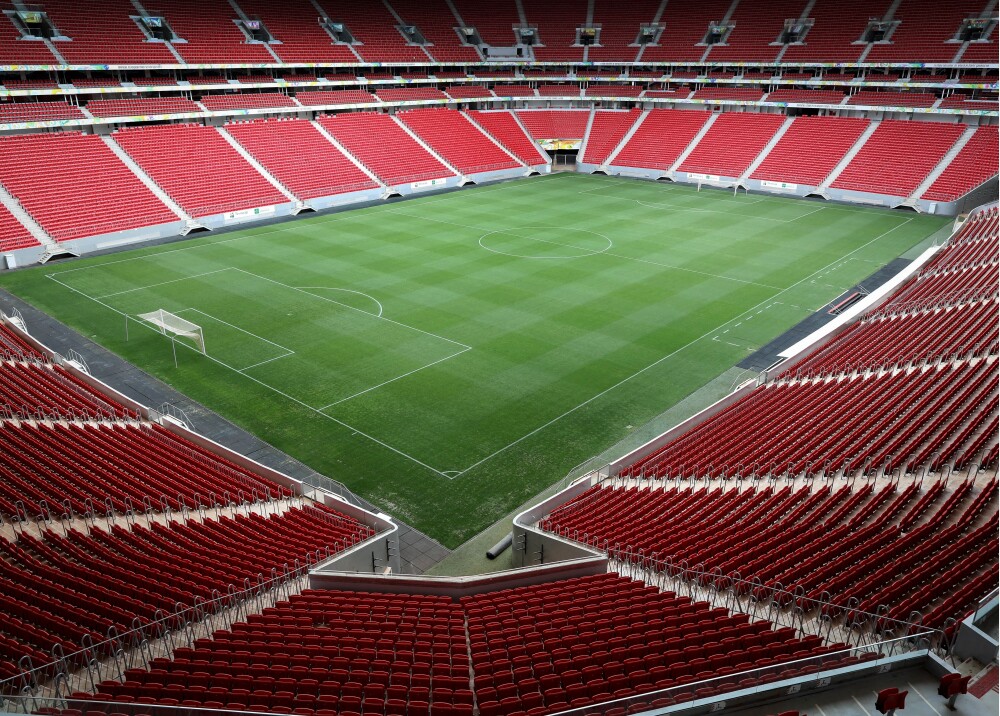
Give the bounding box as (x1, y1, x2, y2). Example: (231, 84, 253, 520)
(0, 173, 951, 547)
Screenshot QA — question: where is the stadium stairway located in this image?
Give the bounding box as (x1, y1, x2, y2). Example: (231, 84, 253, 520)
(390, 114, 466, 181)
(666, 113, 719, 175)
(817, 121, 881, 192)
(215, 127, 305, 211)
(99, 136, 194, 228)
(308, 120, 391, 195)
(737, 116, 796, 182)
(0, 185, 60, 257)
(599, 110, 650, 170)
(907, 125, 980, 202)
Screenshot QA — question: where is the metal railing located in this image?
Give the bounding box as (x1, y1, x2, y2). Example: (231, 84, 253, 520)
(0, 547, 335, 700)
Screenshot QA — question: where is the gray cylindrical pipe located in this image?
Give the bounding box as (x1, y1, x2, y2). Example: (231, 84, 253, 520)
(486, 532, 514, 560)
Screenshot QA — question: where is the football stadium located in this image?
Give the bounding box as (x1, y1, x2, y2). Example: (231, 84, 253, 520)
(0, 1, 997, 716)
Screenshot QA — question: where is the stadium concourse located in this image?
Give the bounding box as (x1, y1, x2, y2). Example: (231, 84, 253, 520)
(0, 1, 998, 716)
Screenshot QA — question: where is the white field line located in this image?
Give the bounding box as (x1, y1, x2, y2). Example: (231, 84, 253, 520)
(231, 268, 471, 351)
(295, 287, 384, 317)
(44, 271, 458, 479)
(385, 209, 783, 289)
(96, 268, 232, 299)
(42, 176, 921, 481)
(173, 307, 296, 372)
(450, 216, 916, 477)
(317, 346, 472, 410)
(46, 173, 569, 279)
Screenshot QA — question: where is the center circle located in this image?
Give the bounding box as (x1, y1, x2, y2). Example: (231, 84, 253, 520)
(478, 226, 613, 259)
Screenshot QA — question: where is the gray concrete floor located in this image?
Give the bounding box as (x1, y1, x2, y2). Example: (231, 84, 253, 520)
(729, 664, 998, 716)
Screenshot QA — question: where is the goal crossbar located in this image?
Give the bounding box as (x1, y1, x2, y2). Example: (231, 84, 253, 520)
(138, 310, 206, 354)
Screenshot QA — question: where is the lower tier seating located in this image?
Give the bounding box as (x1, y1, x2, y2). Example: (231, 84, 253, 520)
(468, 111, 550, 167)
(678, 113, 786, 177)
(0, 132, 176, 241)
(397, 109, 520, 174)
(541, 482, 997, 634)
(0, 204, 39, 252)
(113, 124, 289, 217)
(610, 109, 710, 170)
(0, 505, 374, 669)
(0, 421, 290, 521)
(226, 119, 379, 199)
(581, 109, 641, 165)
(751, 116, 870, 187)
(318, 112, 455, 186)
(922, 127, 1000, 202)
(831, 121, 966, 197)
(515, 110, 590, 141)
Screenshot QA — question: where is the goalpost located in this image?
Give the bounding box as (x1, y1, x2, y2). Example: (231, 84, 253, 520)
(138, 309, 206, 365)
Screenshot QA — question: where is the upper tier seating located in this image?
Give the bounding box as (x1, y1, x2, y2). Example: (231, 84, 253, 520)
(495, 85, 538, 97)
(236, 0, 357, 62)
(922, 126, 999, 201)
(389, 0, 482, 62)
(0, 132, 176, 241)
(469, 110, 550, 167)
(938, 96, 999, 111)
(706, 0, 803, 62)
(678, 112, 786, 177)
(751, 116, 871, 187)
(831, 120, 966, 196)
(586, 0, 661, 62)
(611, 109, 711, 170)
(83, 97, 202, 118)
(538, 83, 582, 97)
(444, 85, 495, 100)
(113, 123, 288, 217)
(38, 0, 177, 64)
(198, 92, 299, 111)
(156, 0, 275, 63)
(865, 0, 983, 63)
(0, 18, 57, 64)
(0, 101, 86, 124)
(449, 0, 520, 46)
(782, 0, 889, 62)
(397, 109, 521, 174)
(641, 0, 734, 61)
(318, 112, 455, 185)
(691, 87, 766, 101)
(643, 87, 694, 99)
(585, 85, 644, 97)
(521, 0, 586, 61)
(295, 90, 380, 106)
(0, 204, 39, 252)
(580, 109, 641, 164)
(765, 89, 848, 105)
(374, 87, 450, 102)
(327, 0, 428, 62)
(225, 118, 379, 199)
(515, 110, 590, 140)
(847, 91, 938, 107)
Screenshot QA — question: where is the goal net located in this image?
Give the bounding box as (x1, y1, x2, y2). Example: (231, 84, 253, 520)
(138, 310, 206, 354)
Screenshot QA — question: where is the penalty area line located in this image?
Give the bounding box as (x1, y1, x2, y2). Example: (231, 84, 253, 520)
(43, 272, 456, 481)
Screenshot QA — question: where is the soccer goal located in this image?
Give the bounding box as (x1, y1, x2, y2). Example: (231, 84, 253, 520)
(138, 309, 206, 359)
